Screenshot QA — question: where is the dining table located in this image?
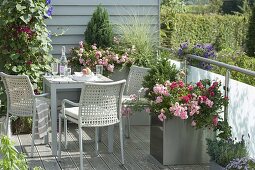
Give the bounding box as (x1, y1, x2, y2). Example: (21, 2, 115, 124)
(43, 74, 112, 156)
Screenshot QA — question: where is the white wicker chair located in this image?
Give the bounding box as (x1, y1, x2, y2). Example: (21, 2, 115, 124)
(58, 80, 126, 170)
(0, 72, 50, 157)
(122, 65, 150, 138)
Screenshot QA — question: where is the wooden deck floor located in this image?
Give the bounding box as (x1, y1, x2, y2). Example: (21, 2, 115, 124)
(12, 124, 210, 170)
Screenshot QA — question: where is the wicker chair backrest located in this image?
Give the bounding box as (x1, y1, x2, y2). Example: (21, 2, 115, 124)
(79, 80, 126, 127)
(125, 65, 150, 96)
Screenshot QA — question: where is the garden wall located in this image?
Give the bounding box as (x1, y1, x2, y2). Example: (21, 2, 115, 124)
(47, 0, 160, 57)
(171, 59, 255, 158)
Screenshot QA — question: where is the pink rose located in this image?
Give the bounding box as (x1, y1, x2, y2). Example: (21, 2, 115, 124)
(191, 121, 196, 126)
(158, 112, 166, 122)
(212, 115, 218, 126)
(145, 108, 151, 113)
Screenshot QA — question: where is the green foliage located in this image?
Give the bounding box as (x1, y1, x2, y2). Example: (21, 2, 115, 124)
(0, 135, 28, 170)
(117, 15, 158, 67)
(245, 6, 255, 57)
(185, 5, 211, 14)
(0, 0, 53, 131)
(208, 0, 223, 14)
(143, 58, 179, 101)
(84, 5, 113, 48)
(0, 0, 53, 85)
(213, 49, 255, 86)
(161, 13, 248, 51)
(207, 137, 248, 167)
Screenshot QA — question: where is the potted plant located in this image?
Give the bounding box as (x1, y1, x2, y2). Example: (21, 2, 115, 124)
(144, 68, 229, 165)
(207, 136, 248, 169)
(68, 41, 132, 78)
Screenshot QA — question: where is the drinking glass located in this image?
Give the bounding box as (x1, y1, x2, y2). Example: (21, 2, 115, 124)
(51, 63, 58, 77)
(96, 65, 103, 76)
(65, 67, 71, 77)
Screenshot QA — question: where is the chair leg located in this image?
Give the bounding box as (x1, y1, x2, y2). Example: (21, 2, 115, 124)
(31, 116, 36, 158)
(98, 127, 102, 142)
(122, 116, 126, 140)
(107, 125, 114, 153)
(126, 114, 131, 138)
(58, 114, 62, 160)
(64, 118, 67, 149)
(95, 127, 99, 155)
(5, 113, 9, 137)
(119, 121, 125, 165)
(79, 124, 84, 170)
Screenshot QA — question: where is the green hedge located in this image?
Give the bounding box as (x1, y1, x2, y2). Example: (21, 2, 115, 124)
(161, 13, 248, 51)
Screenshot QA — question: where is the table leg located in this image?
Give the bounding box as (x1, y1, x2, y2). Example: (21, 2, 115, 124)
(51, 86, 57, 156)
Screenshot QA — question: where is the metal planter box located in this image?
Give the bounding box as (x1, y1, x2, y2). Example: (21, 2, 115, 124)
(150, 116, 215, 165)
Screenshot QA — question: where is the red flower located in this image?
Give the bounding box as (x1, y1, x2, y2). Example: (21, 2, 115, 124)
(181, 95, 191, 103)
(196, 81, 204, 89)
(210, 92, 215, 96)
(170, 82, 178, 90)
(188, 85, 193, 91)
(26, 61, 32, 65)
(178, 80, 185, 88)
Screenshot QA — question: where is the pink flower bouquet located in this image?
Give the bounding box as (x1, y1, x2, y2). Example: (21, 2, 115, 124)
(149, 79, 228, 129)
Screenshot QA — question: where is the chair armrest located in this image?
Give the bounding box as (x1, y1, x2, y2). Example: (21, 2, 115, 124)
(62, 99, 79, 107)
(33, 93, 49, 98)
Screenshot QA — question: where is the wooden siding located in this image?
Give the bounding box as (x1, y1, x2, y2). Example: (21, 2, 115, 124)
(47, 0, 160, 57)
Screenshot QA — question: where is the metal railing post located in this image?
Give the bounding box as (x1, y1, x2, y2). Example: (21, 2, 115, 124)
(184, 58, 188, 84)
(224, 70, 231, 121)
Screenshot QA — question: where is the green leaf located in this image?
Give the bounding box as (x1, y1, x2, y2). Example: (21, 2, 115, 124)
(20, 14, 32, 24)
(16, 4, 26, 11)
(10, 54, 20, 60)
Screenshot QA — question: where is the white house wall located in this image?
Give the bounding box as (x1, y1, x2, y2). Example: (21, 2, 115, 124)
(47, 0, 160, 57)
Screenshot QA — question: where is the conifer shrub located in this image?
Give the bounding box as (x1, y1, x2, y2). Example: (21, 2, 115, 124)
(84, 5, 113, 48)
(245, 6, 255, 57)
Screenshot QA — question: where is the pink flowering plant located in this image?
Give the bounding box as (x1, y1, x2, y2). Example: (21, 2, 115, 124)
(149, 79, 228, 129)
(69, 41, 132, 76)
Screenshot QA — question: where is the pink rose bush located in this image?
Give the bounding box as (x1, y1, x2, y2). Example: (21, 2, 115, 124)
(69, 41, 132, 76)
(149, 79, 228, 129)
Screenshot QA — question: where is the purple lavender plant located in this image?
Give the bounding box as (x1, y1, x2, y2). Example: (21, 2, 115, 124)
(178, 42, 216, 71)
(226, 157, 255, 170)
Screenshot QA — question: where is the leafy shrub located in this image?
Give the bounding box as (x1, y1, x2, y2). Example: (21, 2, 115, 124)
(213, 49, 255, 86)
(143, 58, 179, 101)
(207, 136, 248, 167)
(245, 6, 255, 57)
(161, 13, 248, 51)
(84, 5, 113, 48)
(0, 135, 28, 170)
(0, 0, 53, 86)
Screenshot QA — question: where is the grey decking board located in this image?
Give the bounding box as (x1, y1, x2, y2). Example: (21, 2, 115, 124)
(85, 127, 127, 170)
(59, 125, 94, 170)
(98, 126, 144, 170)
(55, 132, 78, 170)
(101, 126, 160, 170)
(129, 126, 172, 170)
(67, 124, 107, 170)
(17, 134, 46, 170)
(11, 125, 209, 170)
